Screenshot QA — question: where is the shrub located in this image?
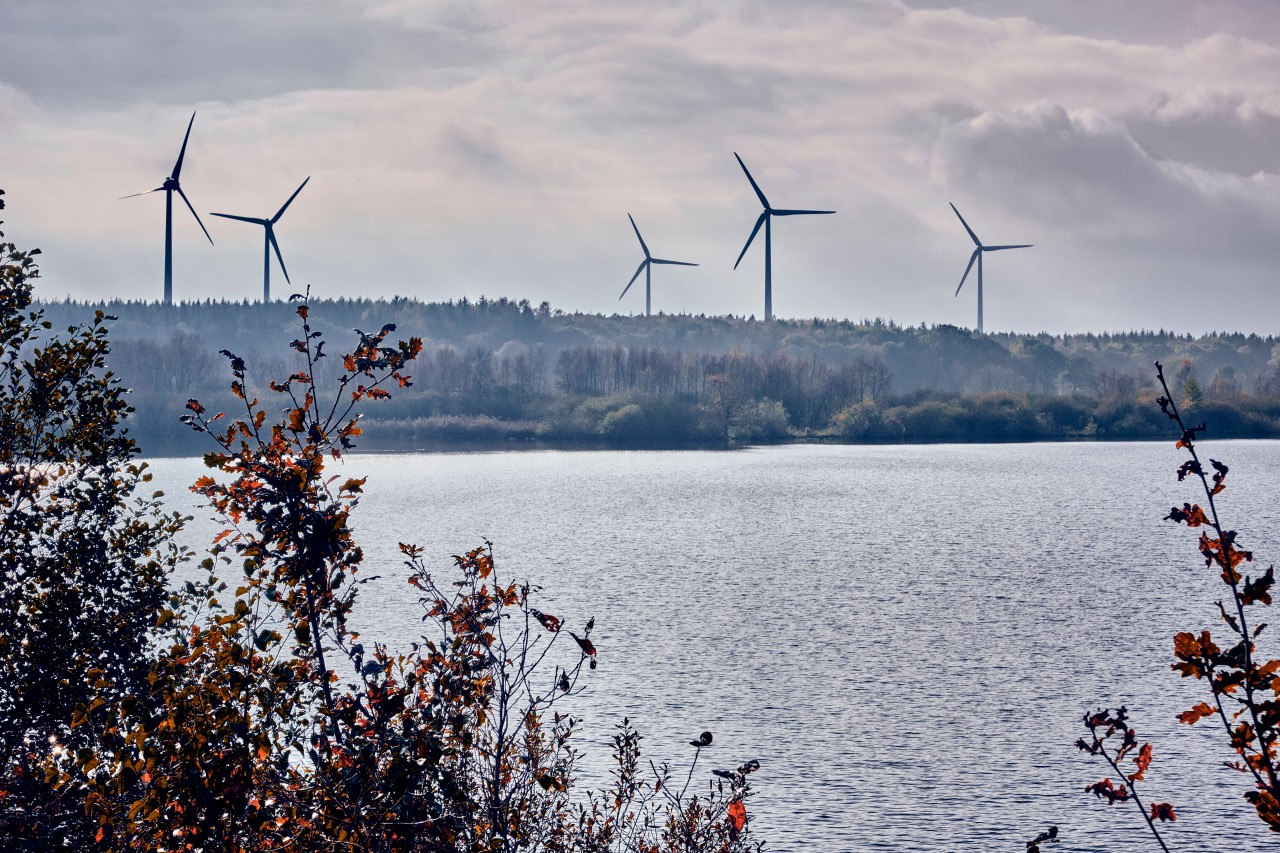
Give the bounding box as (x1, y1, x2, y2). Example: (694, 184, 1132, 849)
(0, 192, 187, 851)
(4, 273, 762, 850)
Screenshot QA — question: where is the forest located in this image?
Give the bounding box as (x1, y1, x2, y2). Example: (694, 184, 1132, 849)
(34, 295, 1280, 453)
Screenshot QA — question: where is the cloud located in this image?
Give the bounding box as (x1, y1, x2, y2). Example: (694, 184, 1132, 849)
(936, 102, 1280, 250)
(934, 101, 1280, 329)
(4, 0, 1280, 332)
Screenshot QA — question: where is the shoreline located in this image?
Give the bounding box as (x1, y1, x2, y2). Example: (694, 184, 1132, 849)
(133, 429, 1280, 459)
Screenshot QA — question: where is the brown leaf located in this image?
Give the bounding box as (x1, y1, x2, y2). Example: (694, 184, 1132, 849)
(1177, 702, 1215, 725)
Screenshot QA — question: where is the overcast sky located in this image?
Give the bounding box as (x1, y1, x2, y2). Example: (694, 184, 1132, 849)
(4, 0, 1280, 333)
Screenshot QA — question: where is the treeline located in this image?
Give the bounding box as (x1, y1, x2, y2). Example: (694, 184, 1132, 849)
(35, 296, 1280, 450)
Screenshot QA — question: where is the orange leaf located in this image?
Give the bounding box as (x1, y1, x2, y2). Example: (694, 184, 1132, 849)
(1129, 742, 1152, 782)
(728, 800, 747, 836)
(1178, 702, 1215, 725)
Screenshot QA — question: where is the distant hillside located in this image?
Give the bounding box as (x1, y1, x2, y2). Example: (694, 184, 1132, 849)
(33, 297, 1280, 453)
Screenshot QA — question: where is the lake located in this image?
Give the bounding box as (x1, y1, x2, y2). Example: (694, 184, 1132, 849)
(145, 441, 1280, 852)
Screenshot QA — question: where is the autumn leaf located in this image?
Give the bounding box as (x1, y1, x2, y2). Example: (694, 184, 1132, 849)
(568, 631, 596, 658)
(531, 609, 561, 633)
(1129, 742, 1152, 782)
(1210, 458, 1229, 494)
(727, 799, 747, 838)
(1177, 702, 1215, 725)
(535, 772, 565, 792)
(1243, 566, 1275, 606)
(1085, 778, 1129, 804)
(1165, 502, 1209, 527)
(1176, 460, 1202, 481)
(1150, 802, 1177, 822)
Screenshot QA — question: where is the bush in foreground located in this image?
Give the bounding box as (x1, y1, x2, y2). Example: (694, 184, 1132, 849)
(0, 199, 762, 852)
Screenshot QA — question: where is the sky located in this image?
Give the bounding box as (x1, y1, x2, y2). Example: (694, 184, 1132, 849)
(3, 0, 1280, 334)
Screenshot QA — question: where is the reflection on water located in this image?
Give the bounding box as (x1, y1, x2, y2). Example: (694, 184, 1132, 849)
(146, 441, 1280, 852)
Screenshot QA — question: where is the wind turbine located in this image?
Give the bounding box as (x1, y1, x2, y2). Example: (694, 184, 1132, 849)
(210, 177, 311, 302)
(732, 153, 834, 321)
(619, 214, 697, 316)
(950, 203, 1031, 334)
(119, 112, 213, 305)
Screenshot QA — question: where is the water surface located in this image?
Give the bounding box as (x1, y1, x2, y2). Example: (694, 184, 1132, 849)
(147, 441, 1280, 851)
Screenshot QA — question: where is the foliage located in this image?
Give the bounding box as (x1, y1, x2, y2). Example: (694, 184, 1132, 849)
(1155, 359, 1280, 832)
(1076, 707, 1176, 851)
(14, 279, 762, 851)
(1074, 360, 1280, 847)
(0, 190, 187, 851)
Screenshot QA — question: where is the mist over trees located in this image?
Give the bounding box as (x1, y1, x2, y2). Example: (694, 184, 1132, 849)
(35, 296, 1280, 451)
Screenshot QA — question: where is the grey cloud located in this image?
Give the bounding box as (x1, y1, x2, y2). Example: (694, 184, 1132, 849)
(438, 121, 519, 181)
(892, 102, 984, 141)
(0, 0, 498, 108)
(937, 103, 1280, 252)
(564, 49, 784, 136)
(905, 0, 1280, 45)
(1126, 101, 1280, 177)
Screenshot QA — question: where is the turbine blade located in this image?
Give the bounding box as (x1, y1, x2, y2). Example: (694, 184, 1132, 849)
(627, 213, 650, 258)
(772, 209, 836, 216)
(734, 212, 767, 270)
(983, 244, 1033, 251)
(210, 212, 268, 225)
(620, 259, 648, 298)
(272, 176, 310, 223)
(171, 111, 196, 181)
(176, 186, 214, 244)
(118, 187, 164, 199)
(950, 202, 981, 247)
(734, 152, 770, 209)
(651, 258, 698, 267)
(955, 249, 979, 296)
(268, 227, 290, 284)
